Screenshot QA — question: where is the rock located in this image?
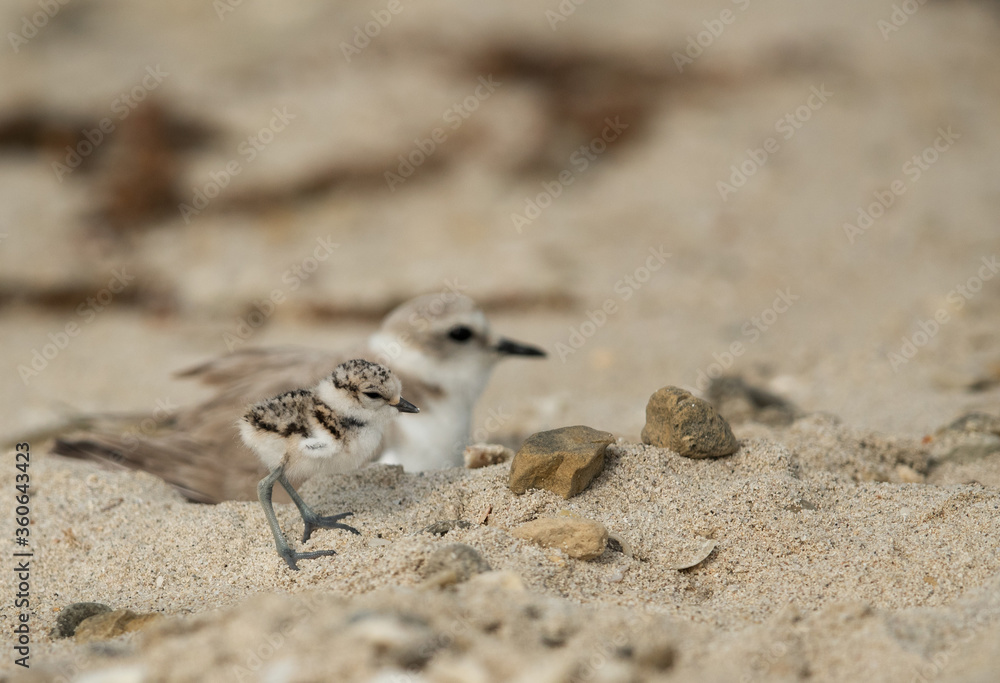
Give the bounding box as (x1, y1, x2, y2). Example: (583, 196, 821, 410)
(466, 569, 526, 593)
(509, 426, 615, 499)
(641, 386, 739, 457)
(945, 412, 1000, 436)
(705, 375, 799, 426)
(464, 442, 514, 468)
(53, 602, 112, 638)
(74, 609, 163, 643)
(419, 543, 491, 587)
(344, 610, 436, 670)
(511, 517, 608, 561)
(931, 413, 1000, 465)
(633, 632, 677, 671)
(421, 519, 473, 536)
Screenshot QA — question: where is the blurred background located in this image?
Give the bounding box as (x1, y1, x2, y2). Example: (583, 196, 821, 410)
(2, 0, 998, 448)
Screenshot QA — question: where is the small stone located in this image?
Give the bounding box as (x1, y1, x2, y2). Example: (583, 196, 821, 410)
(705, 375, 799, 426)
(464, 443, 514, 469)
(466, 569, 526, 593)
(945, 412, 1000, 436)
(419, 543, 491, 588)
(509, 426, 615, 499)
(74, 609, 163, 643)
(421, 519, 473, 536)
(931, 413, 1000, 465)
(641, 386, 739, 457)
(53, 602, 112, 639)
(511, 517, 608, 561)
(895, 464, 925, 483)
(633, 633, 677, 671)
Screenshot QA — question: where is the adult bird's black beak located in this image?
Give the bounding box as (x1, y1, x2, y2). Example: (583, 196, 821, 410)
(394, 397, 420, 413)
(494, 338, 547, 357)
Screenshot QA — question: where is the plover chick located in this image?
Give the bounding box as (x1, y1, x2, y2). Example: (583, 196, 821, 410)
(239, 359, 418, 570)
(53, 293, 544, 503)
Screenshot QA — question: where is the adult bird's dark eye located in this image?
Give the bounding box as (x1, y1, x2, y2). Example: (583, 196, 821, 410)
(448, 326, 473, 342)
(364, 392, 382, 400)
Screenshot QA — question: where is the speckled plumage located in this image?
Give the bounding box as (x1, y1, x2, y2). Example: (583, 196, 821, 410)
(239, 359, 419, 570)
(52, 294, 545, 503)
(239, 359, 409, 482)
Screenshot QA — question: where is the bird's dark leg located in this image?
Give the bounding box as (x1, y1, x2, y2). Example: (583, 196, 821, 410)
(277, 472, 360, 543)
(258, 465, 337, 571)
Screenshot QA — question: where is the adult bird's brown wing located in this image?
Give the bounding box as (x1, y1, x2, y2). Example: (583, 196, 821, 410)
(52, 345, 355, 503)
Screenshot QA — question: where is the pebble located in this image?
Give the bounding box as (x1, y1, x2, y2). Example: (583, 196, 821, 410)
(419, 543, 491, 588)
(641, 386, 739, 457)
(421, 519, 473, 536)
(508, 425, 615, 499)
(53, 602, 112, 639)
(74, 609, 163, 643)
(464, 443, 514, 468)
(931, 412, 1000, 464)
(705, 375, 799, 426)
(511, 517, 608, 561)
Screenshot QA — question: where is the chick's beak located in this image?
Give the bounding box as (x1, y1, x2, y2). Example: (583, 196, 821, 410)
(394, 397, 420, 413)
(494, 337, 547, 357)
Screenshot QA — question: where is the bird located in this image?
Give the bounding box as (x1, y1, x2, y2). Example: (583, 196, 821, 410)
(240, 359, 419, 570)
(52, 293, 546, 503)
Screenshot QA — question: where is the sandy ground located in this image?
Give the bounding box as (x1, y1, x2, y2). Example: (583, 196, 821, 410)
(2, 0, 1000, 681)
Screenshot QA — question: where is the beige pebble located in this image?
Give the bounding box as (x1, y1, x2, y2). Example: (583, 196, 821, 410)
(74, 609, 163, 643)
(641, 386, 739, 458)
(509, 425, 615, 499)
(464, 443, 514, 468)
(511, 517, 608, 561)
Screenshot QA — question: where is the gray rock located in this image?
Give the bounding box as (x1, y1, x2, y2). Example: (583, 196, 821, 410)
(705, 375, 799, 426)
(641, 386, 739, 458)
(508, 426, 615, 499)
(421, 520, 473, 536)
(53, 602, 112, 639)
(931, 412, 1000, 465)
(945, 412, 1000, 436)
(419, 543, 491, 587)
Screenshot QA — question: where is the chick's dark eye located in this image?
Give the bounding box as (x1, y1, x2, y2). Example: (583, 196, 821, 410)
(363, 391, 383, 400)
(448, 325, 474, 342)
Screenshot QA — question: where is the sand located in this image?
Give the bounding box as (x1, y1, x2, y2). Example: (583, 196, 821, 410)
(3, 423, 1000, 682)
(3, 0, 1000, 681)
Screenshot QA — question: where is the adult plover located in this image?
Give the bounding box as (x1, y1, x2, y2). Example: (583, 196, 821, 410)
(53, 293, 545, 502)
(240, 359, 418, 570)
